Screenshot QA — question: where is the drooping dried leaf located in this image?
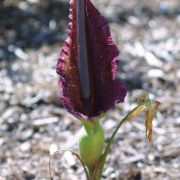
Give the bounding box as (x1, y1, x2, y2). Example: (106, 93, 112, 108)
(128, 105, 146, 120)
(145, 101, 161, 141)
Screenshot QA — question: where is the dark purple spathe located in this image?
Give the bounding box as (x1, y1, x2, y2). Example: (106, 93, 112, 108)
(56, 0, 127, 120)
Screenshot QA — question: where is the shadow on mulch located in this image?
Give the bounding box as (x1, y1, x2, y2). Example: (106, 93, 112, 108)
(0, 0, 69, 61)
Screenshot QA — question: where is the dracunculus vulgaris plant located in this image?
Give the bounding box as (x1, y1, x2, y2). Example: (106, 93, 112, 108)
(54, 0, 160, 179)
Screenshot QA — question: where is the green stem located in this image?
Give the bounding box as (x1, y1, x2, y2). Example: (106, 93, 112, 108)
(82, 120, 95, 134)
(92, 104, 145, 179)
(79, 118, 105, 179)
(88, 166, 94, 179)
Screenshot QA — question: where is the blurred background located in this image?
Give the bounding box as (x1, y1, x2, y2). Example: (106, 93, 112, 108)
(0, 0, 180, 179)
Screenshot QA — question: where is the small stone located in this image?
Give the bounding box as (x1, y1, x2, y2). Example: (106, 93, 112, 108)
(104, 119, 116, 130)
(33, 117, 58, 127)
(21, 129, 33, 140)
(148, 69, 164, 78)
(49, 143, 58, 155)
(144, 51, 163, 67)
(64, 151, 76, 166)
(20, 142, 31, 152)
(15, 48, 28, 61)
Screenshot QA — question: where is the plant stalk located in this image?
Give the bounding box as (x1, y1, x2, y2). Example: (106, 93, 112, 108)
(92, 104, 146, 179)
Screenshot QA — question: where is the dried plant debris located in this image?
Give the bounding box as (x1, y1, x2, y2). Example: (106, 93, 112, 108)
(0, 0, 180, 179)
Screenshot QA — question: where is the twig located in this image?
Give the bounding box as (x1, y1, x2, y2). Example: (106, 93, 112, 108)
(49, 149, 90, 180)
